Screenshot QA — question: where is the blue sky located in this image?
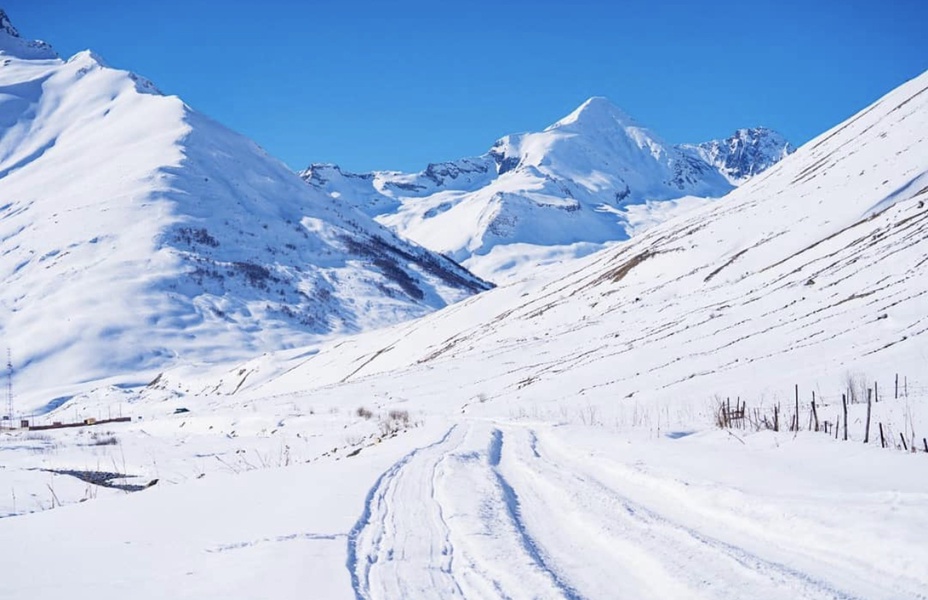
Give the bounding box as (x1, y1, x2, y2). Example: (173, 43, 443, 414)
(8, 0, 928, 173)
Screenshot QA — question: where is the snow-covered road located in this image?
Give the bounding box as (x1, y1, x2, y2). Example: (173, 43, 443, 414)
(349, 422, 927, 600)
(3, 418, 927, 599)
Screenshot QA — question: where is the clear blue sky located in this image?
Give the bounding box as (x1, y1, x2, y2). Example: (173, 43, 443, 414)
(7, 0, 928, 173)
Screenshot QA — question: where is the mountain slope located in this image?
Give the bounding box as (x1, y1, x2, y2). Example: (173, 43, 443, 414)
(256, 69, 928, 416)
(0, 13, 489, 407)
(302, 98, 792, 282)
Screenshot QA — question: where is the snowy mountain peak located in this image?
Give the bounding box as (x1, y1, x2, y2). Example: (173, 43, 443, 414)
(0, 9, 57, 59)
(684, 126, 794, 184)
(68, 49, 107, 67)
(725, 126, 791, 154)
(301, 98, 792, 282)
(547, 96, 639, 132)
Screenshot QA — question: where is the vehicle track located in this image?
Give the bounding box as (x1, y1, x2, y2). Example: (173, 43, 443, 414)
(347, 422, 925, 599)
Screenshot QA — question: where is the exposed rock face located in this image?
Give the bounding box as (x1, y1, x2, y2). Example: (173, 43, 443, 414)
(685, 127, 794, 185)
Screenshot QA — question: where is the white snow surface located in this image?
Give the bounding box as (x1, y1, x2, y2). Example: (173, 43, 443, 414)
(302, 98, 791, 282)
(1, 12, 928, 600)
(0, 23, 489, 410)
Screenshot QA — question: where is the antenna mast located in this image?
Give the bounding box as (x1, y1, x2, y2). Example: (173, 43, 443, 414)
(6, 348, 12, 425)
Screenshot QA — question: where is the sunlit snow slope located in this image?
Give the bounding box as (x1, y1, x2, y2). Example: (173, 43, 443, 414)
(0, 14, 489, 409)
(302, 99, 791, 282)
(258, 70, 928, 414)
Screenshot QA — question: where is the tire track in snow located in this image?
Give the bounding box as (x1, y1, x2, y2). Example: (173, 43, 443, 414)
(487, 429, 585, 600)
(347, 425, 464, 600)
(348, 423, 586, 600)
(348, 423, 895, 599)
(511, 428, 873, 600)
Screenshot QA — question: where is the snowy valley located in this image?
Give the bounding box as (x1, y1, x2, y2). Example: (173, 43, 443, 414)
(301, 100, 792, 282)
(1, 8, 928, 600)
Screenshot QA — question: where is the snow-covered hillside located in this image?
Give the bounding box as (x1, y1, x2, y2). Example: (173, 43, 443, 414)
(250, 68, 928, 422)
(0, 13, 489, 409)
(1, 67, 925, 600)
(302, 98, 792, 281)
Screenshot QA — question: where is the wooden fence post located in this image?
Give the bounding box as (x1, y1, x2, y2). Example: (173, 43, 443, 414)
(900, 433, 908, 452)
(794, 384, 799, 432)
(864, 389, 872, 444)
(879, 423, 886, 448)
(842, 394, 848, 441)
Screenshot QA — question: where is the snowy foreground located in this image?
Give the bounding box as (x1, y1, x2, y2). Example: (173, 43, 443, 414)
(2, 415, 927, 600)
(3, 66, 928, 598)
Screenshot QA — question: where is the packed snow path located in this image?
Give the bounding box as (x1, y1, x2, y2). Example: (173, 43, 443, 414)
(348, 422, 926, 600)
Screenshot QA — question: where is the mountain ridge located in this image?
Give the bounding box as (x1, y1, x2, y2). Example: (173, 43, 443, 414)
(301, 96, 792, 281)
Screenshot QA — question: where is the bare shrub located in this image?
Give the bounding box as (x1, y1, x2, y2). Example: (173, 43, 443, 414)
(379, 410, 411, 436)
(388, 410, 410, 427)
(845, 371, 868, 404)
(90, 432, 119, 446)
(19, 431, 58, 454)
(356, 407, 373, 420)
(578, 404, 599, 426)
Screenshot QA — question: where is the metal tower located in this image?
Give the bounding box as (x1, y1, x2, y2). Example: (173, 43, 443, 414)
(6, 348, 12, 425)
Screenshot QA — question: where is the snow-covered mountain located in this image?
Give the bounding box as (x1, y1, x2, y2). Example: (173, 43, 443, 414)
(0, 9, 56, 60)
(263, 68, 928, 409)
(301, 98, 792, 281)
(681, 127, 794, 184)
(0, 12, 489, 406)
(6, 67, 920, 599)
(1, 10, 926, 597)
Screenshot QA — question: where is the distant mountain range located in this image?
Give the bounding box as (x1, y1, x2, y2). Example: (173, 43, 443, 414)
(301, 98, 792, 281)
